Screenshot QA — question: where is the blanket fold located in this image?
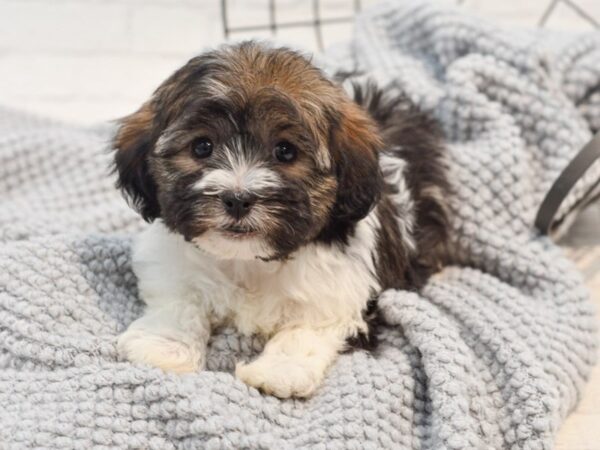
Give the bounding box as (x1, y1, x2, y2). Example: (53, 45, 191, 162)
(0, 1, 598, 448)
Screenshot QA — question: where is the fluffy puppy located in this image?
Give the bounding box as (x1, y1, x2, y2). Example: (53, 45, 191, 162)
(113, 42, 449, 398)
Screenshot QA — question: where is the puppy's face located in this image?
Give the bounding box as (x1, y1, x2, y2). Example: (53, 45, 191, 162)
(114, 42, 382, 260)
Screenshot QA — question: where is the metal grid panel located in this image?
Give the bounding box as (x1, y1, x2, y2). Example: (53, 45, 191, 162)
(221, 0, 600, 51)
(221, 0, 361, 50)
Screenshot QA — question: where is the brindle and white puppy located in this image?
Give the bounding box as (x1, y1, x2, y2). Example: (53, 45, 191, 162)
(114, 42, 450, 398)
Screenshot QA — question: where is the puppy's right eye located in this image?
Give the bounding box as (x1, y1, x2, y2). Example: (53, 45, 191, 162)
(274, 141, 297, 163)
(191, 137, 213, 158)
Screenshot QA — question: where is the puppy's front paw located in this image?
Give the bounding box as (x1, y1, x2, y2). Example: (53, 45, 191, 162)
(117, 329, 203, 373)
(235, 355, 323, 398)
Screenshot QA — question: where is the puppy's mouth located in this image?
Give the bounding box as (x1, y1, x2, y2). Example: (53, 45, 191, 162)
(218, 225, 259, 239)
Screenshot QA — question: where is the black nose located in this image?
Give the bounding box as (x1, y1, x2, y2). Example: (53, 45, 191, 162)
(220, 192, 255, 220)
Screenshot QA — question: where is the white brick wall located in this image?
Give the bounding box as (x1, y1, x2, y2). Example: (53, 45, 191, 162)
(0, 0, 598, 125)
(130, 3, 221, 55)
(0, 0, 227, 124)
(0, 1, 131, 52)
(0, 0, 378, 124)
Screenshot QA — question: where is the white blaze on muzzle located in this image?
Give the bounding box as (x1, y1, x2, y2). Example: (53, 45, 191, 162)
(194, 150, 281, 196)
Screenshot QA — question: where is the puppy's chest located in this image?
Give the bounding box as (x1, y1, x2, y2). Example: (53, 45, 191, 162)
(212, 260, 299, 335)
(205, 242, 376, 337)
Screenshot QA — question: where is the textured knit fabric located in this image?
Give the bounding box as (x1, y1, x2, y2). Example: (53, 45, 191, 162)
(0, 2, 599, 449)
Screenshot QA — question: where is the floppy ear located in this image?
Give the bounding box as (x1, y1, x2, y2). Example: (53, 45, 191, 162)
(329, 102, 384, 222)
(113, 103, 161, 222)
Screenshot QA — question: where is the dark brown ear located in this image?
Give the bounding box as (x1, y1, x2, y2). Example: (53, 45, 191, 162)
(113, 103, 160, 222)
(329, 102, 384, 222)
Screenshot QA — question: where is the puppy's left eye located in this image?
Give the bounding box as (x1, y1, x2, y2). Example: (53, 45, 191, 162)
(191, 137, 213, 158)
(273, 141, 297, 163)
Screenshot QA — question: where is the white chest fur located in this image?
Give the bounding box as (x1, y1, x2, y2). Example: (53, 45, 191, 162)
(118, 215, 381, 397)
(132, 218, 380, 338)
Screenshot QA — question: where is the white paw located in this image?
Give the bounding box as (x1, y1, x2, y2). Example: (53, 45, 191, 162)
(117, 328, 203, 373)
(235, 354, 323, 398)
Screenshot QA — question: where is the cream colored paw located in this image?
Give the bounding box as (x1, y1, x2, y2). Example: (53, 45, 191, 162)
(235, 354, 323, 398)
(117, 328, 203, 373)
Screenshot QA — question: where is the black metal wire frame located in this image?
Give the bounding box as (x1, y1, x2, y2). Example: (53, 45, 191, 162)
(221, 0, 362, 50)
(539, 0, 600, 28)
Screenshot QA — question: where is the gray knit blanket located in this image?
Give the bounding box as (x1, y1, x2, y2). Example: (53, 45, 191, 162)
(1, 2, 599, 449)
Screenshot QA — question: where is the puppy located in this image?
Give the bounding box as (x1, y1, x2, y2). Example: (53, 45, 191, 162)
(113, 42, 449, 398)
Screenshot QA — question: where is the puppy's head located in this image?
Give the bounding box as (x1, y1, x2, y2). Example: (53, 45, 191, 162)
(114, 42, 383, 260)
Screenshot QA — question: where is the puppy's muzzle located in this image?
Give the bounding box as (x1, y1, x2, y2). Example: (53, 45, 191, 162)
(220, 191, 256, 220)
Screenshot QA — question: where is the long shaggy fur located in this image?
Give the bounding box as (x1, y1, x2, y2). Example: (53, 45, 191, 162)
(112, 42, 450, 398)
(346, 81, 450, 349)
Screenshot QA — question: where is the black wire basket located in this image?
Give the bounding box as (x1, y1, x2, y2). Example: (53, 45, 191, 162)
(221, 0, 362, 50)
